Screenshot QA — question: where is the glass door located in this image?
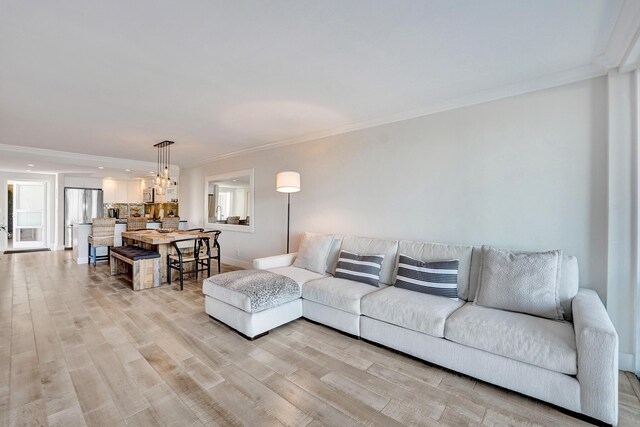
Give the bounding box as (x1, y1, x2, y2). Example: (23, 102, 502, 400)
(12, 181, 46, 249)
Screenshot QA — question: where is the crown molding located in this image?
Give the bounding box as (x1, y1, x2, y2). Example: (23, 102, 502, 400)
(179, 0, 640, 169)
(0, 144, 180, 174)
(604, 0, 640, 71)
(185, 3, 640, 169)
(185, 61, 607, 168)
(619, 21, 640, 73)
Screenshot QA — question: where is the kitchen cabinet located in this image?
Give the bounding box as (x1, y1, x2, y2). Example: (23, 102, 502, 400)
(102, 179, 117, 203)
(127, 181, 142, 203)
(103, 179, 143, 203)
(166, 184, 178, 202)
(153, 186, 178, 203)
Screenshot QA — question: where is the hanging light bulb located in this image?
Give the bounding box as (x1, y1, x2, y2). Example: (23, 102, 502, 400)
(153, 140, 175, 194)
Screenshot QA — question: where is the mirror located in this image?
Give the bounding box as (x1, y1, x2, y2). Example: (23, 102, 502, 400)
(205, 169, 254, 233)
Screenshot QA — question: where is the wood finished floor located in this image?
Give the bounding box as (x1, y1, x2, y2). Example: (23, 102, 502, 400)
(1, 250, 639, 427)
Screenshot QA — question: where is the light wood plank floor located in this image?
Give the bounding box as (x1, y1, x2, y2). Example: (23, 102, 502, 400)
(1, 250, 639, 426)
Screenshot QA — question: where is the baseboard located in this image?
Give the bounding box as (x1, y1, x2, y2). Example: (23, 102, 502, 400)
(619, 352, 635, 372)
(220, 255, 252, 269)
(77, 257, 88, 265)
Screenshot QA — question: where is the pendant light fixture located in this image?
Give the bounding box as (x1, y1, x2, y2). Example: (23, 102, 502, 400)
(154, 140, 175, 195)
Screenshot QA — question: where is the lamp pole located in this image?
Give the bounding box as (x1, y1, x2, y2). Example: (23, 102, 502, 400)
(276, 171, 301, 254)
(287, 193, 291, 253)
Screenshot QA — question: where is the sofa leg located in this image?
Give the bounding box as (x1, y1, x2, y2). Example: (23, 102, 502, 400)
(242, 330, 269, 341)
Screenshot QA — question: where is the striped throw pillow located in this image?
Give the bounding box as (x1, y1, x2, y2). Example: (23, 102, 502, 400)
(334, 250, 384, 287)
(395, 254, 459, 300)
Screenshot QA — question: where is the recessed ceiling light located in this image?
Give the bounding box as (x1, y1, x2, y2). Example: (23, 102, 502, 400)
(125, 169, 131, 172)
(26, 170, 32, 172)
(98, 166, 104, 169)
(149, 171, 155, 174)
(27, 164, 35, 167)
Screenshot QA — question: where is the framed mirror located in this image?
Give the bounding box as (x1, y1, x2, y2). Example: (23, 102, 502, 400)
(204, 169, 254, 233)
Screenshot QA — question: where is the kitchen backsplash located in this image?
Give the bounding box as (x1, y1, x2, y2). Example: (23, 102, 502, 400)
(103, 202, 178, 219)
(145, 202, 179, 220)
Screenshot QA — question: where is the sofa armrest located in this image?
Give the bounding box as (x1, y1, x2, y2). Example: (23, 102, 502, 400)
(253, 252, 298, 270)
(572, 288, 618, 425)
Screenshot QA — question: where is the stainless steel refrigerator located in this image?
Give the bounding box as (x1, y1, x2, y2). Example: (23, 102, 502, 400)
(64, 188, 103, 248)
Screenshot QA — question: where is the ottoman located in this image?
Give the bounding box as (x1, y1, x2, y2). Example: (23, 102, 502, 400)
(202, 270, 303, 339)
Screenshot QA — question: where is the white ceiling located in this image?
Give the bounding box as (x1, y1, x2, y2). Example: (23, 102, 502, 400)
(1, 0, 639, 172)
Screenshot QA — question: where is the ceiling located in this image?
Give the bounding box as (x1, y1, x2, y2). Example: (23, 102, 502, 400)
(1, 0, 640, 172)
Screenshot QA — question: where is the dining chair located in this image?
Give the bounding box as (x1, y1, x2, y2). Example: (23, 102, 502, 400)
(167, 236, 210, 290)
(201, 230, 222, 273)
(88, 218, 116, 266)
(127, 217, 147, 231)
(161, 216, 180, 230)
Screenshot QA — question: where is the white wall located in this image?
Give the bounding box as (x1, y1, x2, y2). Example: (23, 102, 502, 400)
(180, 77, 639, 363)
(64, 176, 103, 189)
(606, 70, 638, 369)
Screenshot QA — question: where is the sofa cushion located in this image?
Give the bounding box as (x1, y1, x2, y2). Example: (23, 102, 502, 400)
(111, 245, 160, 260)
(335, 250, 384, 287)
(444, 304, 577, 375)
(293, 232, 334, 274)
(468, 246, 482, 302)
(340, 236, 398, 285)
(559, 255, 579, 321)
(362, 287, 465, 337)
(398, 240, 473, 300)
(302, 276, 383, 315)
(395, 255, 459, 300)
(469, 247, 579, 321)
(474, 245, 564, 320)
(325, 235, 344, 274)
(268, 266, 327, 286)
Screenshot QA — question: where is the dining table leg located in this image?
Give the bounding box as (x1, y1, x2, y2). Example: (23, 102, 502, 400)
(157, 244, 170, 284)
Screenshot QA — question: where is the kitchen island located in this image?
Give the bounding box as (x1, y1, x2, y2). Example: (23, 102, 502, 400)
(72, 219, 188, 264)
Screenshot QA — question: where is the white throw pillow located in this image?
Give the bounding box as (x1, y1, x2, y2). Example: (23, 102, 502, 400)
(293, 232, 334, 274)
(474, 245, 564, 320)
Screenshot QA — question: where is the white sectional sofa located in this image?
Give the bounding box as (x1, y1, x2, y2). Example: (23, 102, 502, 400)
(203, 233, 619, 425)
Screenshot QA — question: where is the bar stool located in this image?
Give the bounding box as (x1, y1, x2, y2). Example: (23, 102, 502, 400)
(161, 216, 180, 230)
(88, 218, 116, 266)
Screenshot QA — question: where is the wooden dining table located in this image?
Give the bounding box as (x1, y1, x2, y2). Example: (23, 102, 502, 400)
(121, 229, 205, 283)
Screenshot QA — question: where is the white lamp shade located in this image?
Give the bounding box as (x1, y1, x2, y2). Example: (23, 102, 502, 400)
(276, 171, 301, 193)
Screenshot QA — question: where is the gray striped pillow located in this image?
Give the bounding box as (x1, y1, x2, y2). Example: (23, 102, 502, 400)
(334, 250, 384, 287)
(395, 254, 459, 300)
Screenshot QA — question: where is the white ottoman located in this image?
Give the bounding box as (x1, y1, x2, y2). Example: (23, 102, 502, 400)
(202, 270, 303, 339)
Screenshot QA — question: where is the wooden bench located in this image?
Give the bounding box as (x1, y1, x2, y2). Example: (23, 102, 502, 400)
(110, 246, 161, 290)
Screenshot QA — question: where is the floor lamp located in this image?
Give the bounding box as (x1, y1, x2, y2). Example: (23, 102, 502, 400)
(276, 171, 301, 253)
